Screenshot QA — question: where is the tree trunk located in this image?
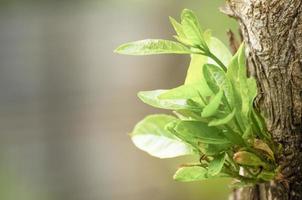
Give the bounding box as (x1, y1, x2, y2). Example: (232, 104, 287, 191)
(222, 1, 302, 200)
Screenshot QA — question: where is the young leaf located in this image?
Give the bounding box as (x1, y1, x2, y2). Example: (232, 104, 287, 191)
(181, 9, 204, 46)
(159, 83, 208, 100)
(199, 143, 231, 156)
(233, 151, 268, 169)
(173, 110, 205, 121)
(184, 54, 207, 84)
(169, 16, 190, 45)
(208, 109, 236, 126)
(208, 153, 226, 176)
(207, 37, 232, 67)
(201, 89, 224, 118)
(253, 139, 275, 161)
(114, 39, 191, 55)
(174, 121, 230, 145)
(203, 64, 225, 93)
(174, 166, 208, 182)
(138, 90, 198, 110)
(131, 115, 194, 158)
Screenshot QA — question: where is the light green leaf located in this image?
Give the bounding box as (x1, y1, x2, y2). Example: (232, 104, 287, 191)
(114, 39, 191, 55)
(174, 121, 230, 145)
(174, 166, 208, 182)
(203, 64, 225, 93)
(181, 9, 204, 46)
(131, 115, 194, 158)
(201, 89, 224, 118)
(208, 153, 226, 176)
(173, 110, 204, 121)
(207, 37, 232, 67)
(226, 43, 252, 117)
(169, 17, 190, 45)
(208, 109, 236, 126)
(184, 54, 207, 84)
(138, 90, 198, 110)
(159, 83, 207, 100)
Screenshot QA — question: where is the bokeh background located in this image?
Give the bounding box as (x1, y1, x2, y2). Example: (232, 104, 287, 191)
(0, 0, 238, 199)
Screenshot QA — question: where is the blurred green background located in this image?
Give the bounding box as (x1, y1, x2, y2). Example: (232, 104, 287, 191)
(0, 0, 238, 199)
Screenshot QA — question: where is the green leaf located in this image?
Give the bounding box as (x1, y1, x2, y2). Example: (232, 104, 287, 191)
(173, 166, 208, 182)
(208, 153, 226, 176)
(201, 89, 224, 118)
(208, 109, 236, 126)
(114, 39, 191, 55)
(173, 110, 204, 121)
(203, 64, 225, 93)
(131, 115, 194, 158)
(226, 43, 253, 117)
(181, 9, 204, 46)
(242, 124, 252, 140)
(138, 90, 198, 110)
(174, 121, 230, 145)
(207, 37, 232, 67)
(159, 83, 208, 100)
(169, 17, 191, 45)
(184, 54, 207, 84)
(199, 143, 231, 156)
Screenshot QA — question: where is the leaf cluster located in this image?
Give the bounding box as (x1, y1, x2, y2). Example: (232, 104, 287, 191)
(115, 9, 279, 187)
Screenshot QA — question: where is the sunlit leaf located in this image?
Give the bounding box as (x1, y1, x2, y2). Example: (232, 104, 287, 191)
(159, 83, 208, 100)
(115, 39, 191, 55)
(207, 37, 232, 67)
(138, 90, 198, 110)
(131, 115, 195, 158)
(181, 9, 204, 46)
(174, 166, 208, 182)
(201, 89, 224, 118)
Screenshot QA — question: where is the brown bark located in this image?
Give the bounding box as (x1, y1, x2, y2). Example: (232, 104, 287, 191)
(221, 0, 302, 200)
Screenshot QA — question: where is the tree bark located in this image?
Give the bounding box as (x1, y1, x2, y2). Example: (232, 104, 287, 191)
(222, 0, 302, 200)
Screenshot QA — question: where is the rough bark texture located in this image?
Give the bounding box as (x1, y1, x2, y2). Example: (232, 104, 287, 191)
(222, 0, 302, 200)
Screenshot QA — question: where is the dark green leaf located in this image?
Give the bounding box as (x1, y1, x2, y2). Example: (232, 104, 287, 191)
(208, 153, 226, 176)
(199, 143, 231, 156)
(174, 121, 230, 145)
(208, 109, 236, 126)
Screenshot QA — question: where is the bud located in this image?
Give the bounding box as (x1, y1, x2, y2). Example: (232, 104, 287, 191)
(253, 139, 275, 160)
(233, 151, 268, 169)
